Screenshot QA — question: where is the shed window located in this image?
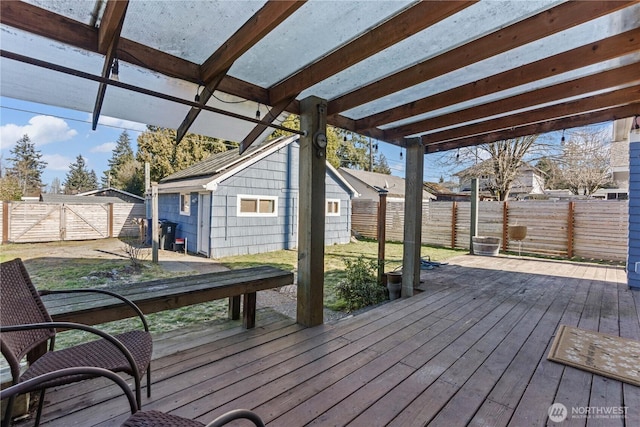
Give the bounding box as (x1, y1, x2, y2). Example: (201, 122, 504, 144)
(326, 199, 340, 216)
(180, 193, 190, 215)
(237, 195, 277, 217)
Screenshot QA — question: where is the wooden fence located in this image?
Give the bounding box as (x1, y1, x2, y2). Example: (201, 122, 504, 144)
(352, 199, 629, 262)
(1, 201, 145, 244)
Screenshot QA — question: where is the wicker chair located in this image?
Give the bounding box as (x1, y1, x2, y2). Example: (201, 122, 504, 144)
(0, 367, 265, 427)
(0, 258, 153, 427)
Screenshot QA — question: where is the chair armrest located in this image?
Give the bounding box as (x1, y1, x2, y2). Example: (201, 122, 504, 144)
(40, 288, 150, 331)
(0, 322, 142, 383)
(205, 409, 265, 427)
(0, 367, 138, 415)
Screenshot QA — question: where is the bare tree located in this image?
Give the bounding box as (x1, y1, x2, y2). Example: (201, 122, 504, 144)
(455, 135, 539, 201)
(558, 127, 612, 196)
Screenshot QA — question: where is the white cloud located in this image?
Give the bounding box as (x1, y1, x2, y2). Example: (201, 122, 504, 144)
(0, 116, 77, 147)
(42, 153, 73, 171)
(95, 116, 147, 132)
(92, 142, 117, 153)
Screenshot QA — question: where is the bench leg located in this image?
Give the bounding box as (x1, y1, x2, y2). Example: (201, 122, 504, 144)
(229, 296, 241, 320)
(243, 292, 257, 329)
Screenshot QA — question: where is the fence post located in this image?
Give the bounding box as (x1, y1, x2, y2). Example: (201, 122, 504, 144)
(451, 201, 457, 249)
(2, 201, 8, 244)
(108, 203, 114, 238)
(469, 178, 479, 253)
(567, 201, 575, 258)
(502, 201, 509, 252)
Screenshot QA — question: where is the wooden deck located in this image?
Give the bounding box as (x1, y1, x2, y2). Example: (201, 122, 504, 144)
(29, 255, 640, 426)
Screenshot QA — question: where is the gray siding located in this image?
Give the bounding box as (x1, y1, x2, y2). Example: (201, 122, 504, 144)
(325, 168, 352, 245)
(211, 143, 299, 258)
(628, 140, 640, 288)
(158, 192, 199, 253)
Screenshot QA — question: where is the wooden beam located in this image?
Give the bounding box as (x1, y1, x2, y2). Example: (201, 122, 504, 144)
(176, 1, 304, 144)
(98, 0, 129, 54)
(424, 102, 640, 154)
(0, 0, 97, 51)
(201, 1, 304, 83)
(238, 96, 296, 154)
(297, 96, 327, 327)
(356, 28, 640, 131)
(328, 0, 636, 115)
(269, 1, 476, 105)
(384, 62, 640, 141)
(92, 0, 129, 130)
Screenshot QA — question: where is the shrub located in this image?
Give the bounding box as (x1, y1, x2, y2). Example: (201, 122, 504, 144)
(335, 258, 387, 312)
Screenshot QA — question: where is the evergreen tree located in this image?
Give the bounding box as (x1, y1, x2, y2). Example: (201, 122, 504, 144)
(102, 130, 135, 188)
(64, 155, 97, 194)
(6, 134, 47, 197)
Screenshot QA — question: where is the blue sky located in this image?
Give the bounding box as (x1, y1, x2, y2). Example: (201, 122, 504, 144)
(0, 96, 453, 189)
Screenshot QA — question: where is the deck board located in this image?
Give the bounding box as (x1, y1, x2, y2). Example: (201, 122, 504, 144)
(22, 255, 639, 427)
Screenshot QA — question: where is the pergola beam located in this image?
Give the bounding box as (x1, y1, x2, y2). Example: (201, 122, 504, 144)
(356, 28, 640, 131)
(422, 86, 640, 152)
(384, 62, 640, 142)
(424, 103, 640, 154)
(176, 0, 304, 144)
(92, 0, 129, 130)
(328, 0, 635, 115)
(269, 1, 476, 105)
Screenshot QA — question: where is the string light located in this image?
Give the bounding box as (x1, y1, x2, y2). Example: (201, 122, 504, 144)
(255, 103, 261, 119)
(110, 58, 119, 81)
(194, 85, 201, 103)
(560, 129, 565, 144)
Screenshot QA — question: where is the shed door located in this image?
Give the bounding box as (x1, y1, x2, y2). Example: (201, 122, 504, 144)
(198, 193, 211, 256)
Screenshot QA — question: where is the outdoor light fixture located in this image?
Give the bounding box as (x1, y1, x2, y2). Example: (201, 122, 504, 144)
(110, 58, 119, 81)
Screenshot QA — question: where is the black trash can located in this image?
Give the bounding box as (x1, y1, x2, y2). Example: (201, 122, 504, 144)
(159, 221, 177, 250)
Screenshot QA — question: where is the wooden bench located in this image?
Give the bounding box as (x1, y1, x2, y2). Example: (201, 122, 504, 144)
(40, 266, 294, 330)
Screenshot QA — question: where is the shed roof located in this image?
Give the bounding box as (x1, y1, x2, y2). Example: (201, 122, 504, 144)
(1, 0, 637, 155)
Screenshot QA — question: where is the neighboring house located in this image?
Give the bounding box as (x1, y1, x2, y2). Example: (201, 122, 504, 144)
(593, 118, 632, 200)
(338, 168, 435, 202)
(77, 188, 145, 204)
(455, 161, 545, 200)
(423, 182, 468, 202)
(157, 135, 357, 258)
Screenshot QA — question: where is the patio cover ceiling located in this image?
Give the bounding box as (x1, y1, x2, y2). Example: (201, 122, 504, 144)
(1, 0, 639, 155)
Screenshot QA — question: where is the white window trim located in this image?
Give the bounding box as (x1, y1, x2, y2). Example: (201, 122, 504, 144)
(326, 198, 341, 216)
(237, 194, 278, 217)
(180, 193, 190, 216)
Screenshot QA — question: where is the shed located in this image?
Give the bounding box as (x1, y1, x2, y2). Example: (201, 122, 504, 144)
(157, 135, 357, 258)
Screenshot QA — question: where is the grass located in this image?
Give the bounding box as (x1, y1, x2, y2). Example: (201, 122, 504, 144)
(1, 239, 463, 349)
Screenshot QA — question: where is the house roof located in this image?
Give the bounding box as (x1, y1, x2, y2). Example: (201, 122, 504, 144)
(338, 167, 435, 200)
(39, 193, 133, 204)
(77, 187, 144, 201)
(158, 135, 358, 196)
(1, 1, 637, 155)
(454, 160, 546, 177)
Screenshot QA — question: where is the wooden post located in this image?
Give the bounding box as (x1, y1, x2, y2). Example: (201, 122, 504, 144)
(2, 201, 8, 244)
(502, 201, 509, 252)
(402, 137, 424, 298)
(469, 178, 479, 253)
(451, 201, 457, 249)
(567, 201, 575, 258)
(377, 189, 388, 285)
(297, 96, 327, 327)
(151, 182, 159, 264)
(108, 203, 114, 238)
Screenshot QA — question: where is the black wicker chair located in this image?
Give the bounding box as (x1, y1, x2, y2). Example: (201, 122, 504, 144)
(0, 367, 265, 427)
(0, 258, 153, 427)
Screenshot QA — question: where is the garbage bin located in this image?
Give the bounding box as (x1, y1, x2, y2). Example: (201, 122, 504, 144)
(159, 221, 177, 250)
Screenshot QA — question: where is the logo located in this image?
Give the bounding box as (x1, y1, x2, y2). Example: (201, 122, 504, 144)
(548, 403, 568, 423)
